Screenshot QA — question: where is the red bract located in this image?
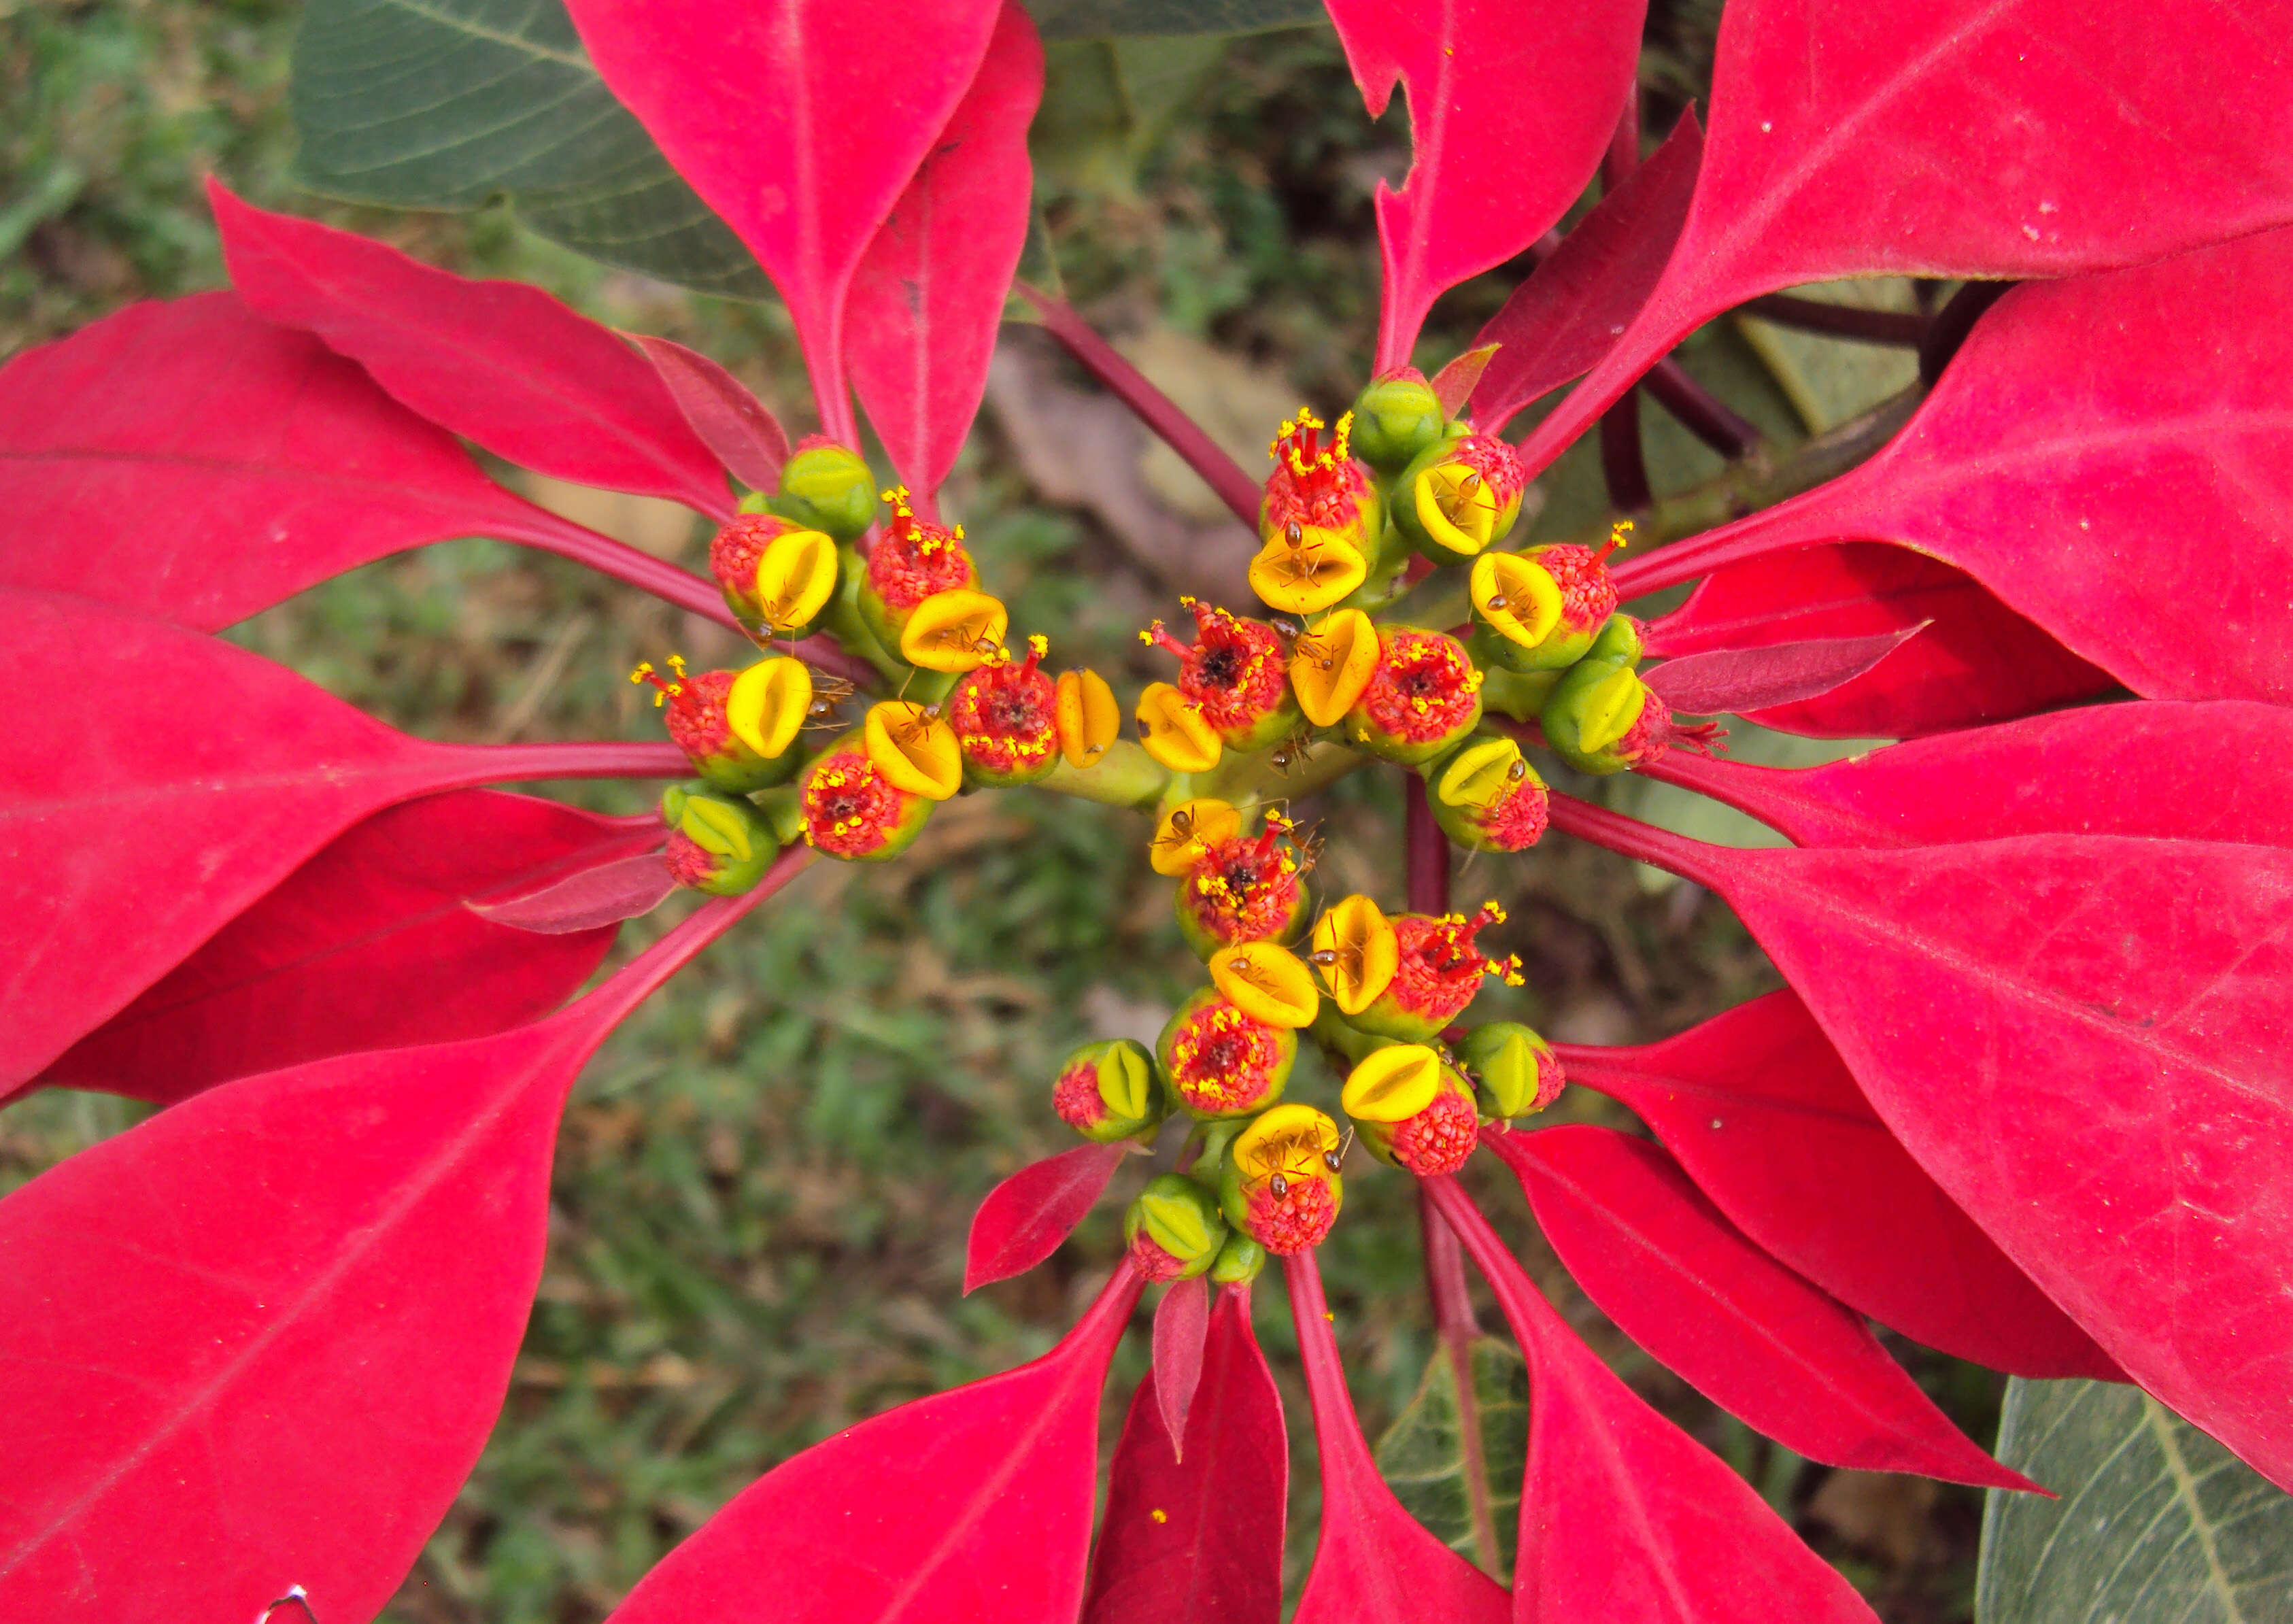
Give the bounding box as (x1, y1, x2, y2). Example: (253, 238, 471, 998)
(1324, 0, 1646, 370)
(33, 792, 657, 1107)
(607, 1263, 1142, 1623)
(468, 848, 680, 935)
(1640, 624, 1921, 717)
(1152, 1274, 1213, 1453)
(846, 1, 1043, 501)
(211, 181, 735, 518)
(964, 1141, 1129, 1292)
(628, 334, 792, 493)
(560, 0, 1003, 439)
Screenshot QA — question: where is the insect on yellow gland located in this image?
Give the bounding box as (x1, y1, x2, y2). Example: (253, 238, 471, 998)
(1289, 608, 1379, 728)
(1150, 797, 1243, 877)
(1136, 682, 1223, 773)
(752, 526, 838, 633)
(862, 700, 964, 800)
(1470, 551, 1565, 649)
(1436, 735, 1542, 813)
(1414, 460, 1504, 557)
(1249, 532, 1368, 615)
(1054, 669, 1120, 768)
(1309, 893, 1400, 1015)
(1234, 1102, 1342, 1183)
(1341, 1044, 1444, 1123)
(1208, 942, 1321, 1028)
(723, 656, 813, 760)
(899, 589, 1010, 673)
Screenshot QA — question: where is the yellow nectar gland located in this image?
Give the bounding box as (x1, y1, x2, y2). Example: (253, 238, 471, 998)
(1341, 1045, 1444, 1124)
(1234, 1103, 1343, 1184)
(725, 656, 814, 760)
(1151, 797, 1243, 877)
(1136, 683, 1223, 773)
(864, 700, 963, 800)
(1208, 941, 1320, 1028)
(1309, 893, 1400, 1015)
(753, 526, 838, 634)
(1289, 609, 1378, 728)
(900, 588, 1009, 673)
(1055, 669, 1120, 768)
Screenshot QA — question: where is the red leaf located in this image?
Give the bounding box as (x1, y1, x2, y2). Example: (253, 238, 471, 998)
(608, 1264, 1143, 1623)
(1516, 0, 2293, 478)
(211, 182, 732, 518)
(1152, 1274, 1210, 1459)
(1487, 1126, 2039, 1488)
(1324, 0, 1647, 371)
(562, 0, 1004, 441)
(1643, 625, 1922, 717)
(846, 2, 1042, 498)
(1640, 544, 2115, 738)
(0, 589, 683, 1092)
(1552, 796, 2293, 1491)
(1623, 228, 2293, 704)
(1425, 1177, 1881, 1624)
(1284, 1249, 1507, 1624)
(964, 1142, 1128, 1292)
(1469, 111, 1702, 435)
(0, 294, 734, 631)
(628, 334, 792, 493)
(1644, 700, 2293, 851)
(1085, 1284, 1286, 1624)
(1558, 992, 2122, 1380)
(33, 792, 657, 1106)
(472, 850, 676, 936)
(1427, 343, 1499, 418)
(0, 890, 781, 1621)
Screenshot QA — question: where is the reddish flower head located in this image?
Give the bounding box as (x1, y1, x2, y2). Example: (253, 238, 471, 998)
(798, 746, 931, 863)
(632, 658, 795, 794)
(1140, 599, 1297, 750)
(1347, 627, 1485, 766)
(1155, 988, 1296, 1119)
(860, 485, 980, 650)
(949, 635, 1060, 785)
(1175, 811, 1313, 957)
(1218, 1104, 1344, 1254)
(1351, 903, 1523, 1041)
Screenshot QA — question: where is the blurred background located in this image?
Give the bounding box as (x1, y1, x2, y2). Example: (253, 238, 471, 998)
(0, 1, 1989, 1617)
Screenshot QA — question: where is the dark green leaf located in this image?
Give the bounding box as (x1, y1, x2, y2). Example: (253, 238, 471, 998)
(1025, 0, 1327, 40)
(288, 0, 774, 300)
(1374, 1336, 1527, 1582)
(1978, 1378, 2293, 1624)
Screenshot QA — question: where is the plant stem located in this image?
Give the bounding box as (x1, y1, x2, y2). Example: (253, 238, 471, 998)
(1546, 790, 1727, 889)
(1641, 358, 1763, 461)
(454, 740, 693, 783)
(1015, 283, 1264, 529)
(1600, 384, 1653, 512)
(1918, 280, 2017, 387)
(1742, 294, 1929, 347)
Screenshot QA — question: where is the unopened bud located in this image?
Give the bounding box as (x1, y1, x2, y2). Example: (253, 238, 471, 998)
(1208, 1229, 1269, 1285)
(1125, 1173, 1231, 1281)
(1053, 1038, 1167, 1143)
(1157, 987, 1297, 1120)
(1457, 1022, 1565, 1119)
(1427, 734, 1549, 853)
(1219, 1103, 1344, 1254)
(1341, 1044, 1480, 1176)
(1348, 369, 1446, 473)
(660, 783, 779, 896)
(769, 439, 878, 541)
(1395, 431, 1527, 562)
(1344, 626, 1484, 766)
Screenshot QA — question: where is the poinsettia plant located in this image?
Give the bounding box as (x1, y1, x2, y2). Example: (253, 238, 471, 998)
(5, 0, 2292, 1619)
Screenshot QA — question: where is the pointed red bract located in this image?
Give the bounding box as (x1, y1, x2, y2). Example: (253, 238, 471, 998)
(1487, 1126, 2038, 1487)
(1285, 1250, 1507, 1624)
(1152, 1273, 1210, 1458)
(561, 0, 1002, 442)
(629, 334, 792, 494)
(1085, 1285, 1285, 1624)
(1637, 544, 2113, 737)
(1428, 344, 1499, 418)
(1551, 796, 2293, 1491)
(1425, 1178, 1881, 1624)
(609, 1264, 1142, 1623)
(0, 589, 683, 1092)
(1642, 700, 2293, 851)
(1558, 992, 2121, 1380)
(964, 1142, 1128, 1292)
(0, 293, 736, 630)
(847, 1, 1042, 498)
(1323, 0, 1646, 371)
(33, 792, 657, 1106)
(0, 887, 781, 1622)
(211, 182, 732, 518)
(1642, 624, 1921, 717)
(1516, 0, 2293, 478)
(472, 850, 677, 935)
(1469, 112, 1701, 434)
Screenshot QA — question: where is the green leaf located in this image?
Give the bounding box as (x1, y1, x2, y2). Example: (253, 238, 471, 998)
(288, 0, 775, 300)
(1374, 1336, 1528, 1582)
(1977, 1378, 2293, 1624)
(1025, 0, 1327, 40)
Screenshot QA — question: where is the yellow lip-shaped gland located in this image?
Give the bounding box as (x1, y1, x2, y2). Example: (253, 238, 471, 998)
(1436, 735, 1542, 813)
(864, 700, 963, 800)
(724, 656, 814, 760)
(1342, 1044, 1444, 1123)
(1055, 668, 1119, 767)
(1209, 942, 1320, 1028)
(1415, 461, 1504, 558)
(1136, 681, 1223, 773)
(1289, 608, 1379, 728)
(900, 589, 1009, 673)
(1310, 893, 1399, 1015)
(753, 526, 838, 633)
(1470, 551, 1564, 649)
(1150, 796, 1242, 877)
(1234, 1102, 1342, 1181)
(1578, 665, 1650, 754)
(1249, 531, 1368, 615)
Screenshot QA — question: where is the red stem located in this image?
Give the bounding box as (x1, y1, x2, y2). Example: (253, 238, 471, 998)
(1017, 284, 1263, 529)
(1403, 773, 1453, 917)
(1641, 358, 1763, 461)
(441, 740, 693, 785)
(1631, 749, 1810, 841)
(1546, 790, 1728, 890)
(1284, 1248, 1380, 1482)
(1599, 385, 1653, 512)
(1422, 1173, 1568, 1358)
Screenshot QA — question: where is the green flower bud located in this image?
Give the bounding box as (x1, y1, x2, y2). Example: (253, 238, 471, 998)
(1427, 734, 1550, 853)
(1209, 1230, 1268, 1285)
(768, 440, 878, 541)
(1051, 1038, 1167, 1143)
(1539, 615, 1657, 777)
(1125, 1173, 1229, 1281)
(1348, 369, 1446, 473)
(660, 783, 778, 896)
(1457, 1021, 1567, 1119)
